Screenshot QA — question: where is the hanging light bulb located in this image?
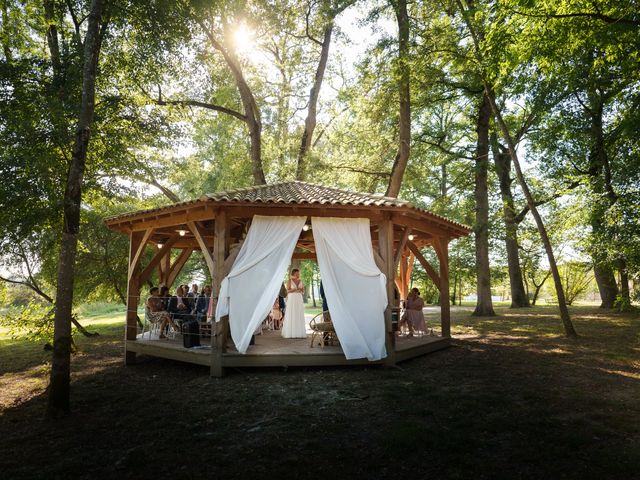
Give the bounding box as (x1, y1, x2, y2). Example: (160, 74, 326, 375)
(157, 243, 163, 249)
(177, 229, 187, 236)
(408, 234, 415, 241)
(302, 224, 310, 232)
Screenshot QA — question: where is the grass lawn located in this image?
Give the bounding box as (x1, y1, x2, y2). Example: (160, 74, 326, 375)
(0, 304, 638, 479)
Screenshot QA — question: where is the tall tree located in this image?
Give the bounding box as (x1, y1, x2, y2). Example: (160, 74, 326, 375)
(491, 134, 529, 308)
(296, 3, 334, 180)
(48, 0, 106, 416)
(472, 92, 495, 316)
(456, 0, 577, 336)
(385, 0, 411, 198)
(191, 6, 266, 185)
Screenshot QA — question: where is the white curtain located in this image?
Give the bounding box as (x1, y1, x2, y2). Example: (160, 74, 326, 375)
(216, 215, 306, 353)
(312, 217, 387, 361)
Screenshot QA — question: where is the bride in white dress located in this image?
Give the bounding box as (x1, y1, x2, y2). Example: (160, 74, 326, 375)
(281, 269, 307, 338)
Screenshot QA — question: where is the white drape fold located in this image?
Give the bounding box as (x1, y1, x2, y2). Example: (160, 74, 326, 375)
(312, 217, 387, 361)
(215, 215, 306, 354)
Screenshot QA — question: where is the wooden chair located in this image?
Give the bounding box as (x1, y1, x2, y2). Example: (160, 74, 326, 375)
(309, 311, 337, 349)
(141, 306, 160, 339)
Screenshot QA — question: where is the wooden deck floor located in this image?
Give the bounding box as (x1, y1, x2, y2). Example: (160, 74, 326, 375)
(127, 329, 450, 370)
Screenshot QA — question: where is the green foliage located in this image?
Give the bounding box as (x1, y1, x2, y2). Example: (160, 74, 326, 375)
(0, 302, 55, 343)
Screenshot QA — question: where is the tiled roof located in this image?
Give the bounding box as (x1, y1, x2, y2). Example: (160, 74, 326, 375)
(200, 181, 412, 208)
(104, 181, 471, 234)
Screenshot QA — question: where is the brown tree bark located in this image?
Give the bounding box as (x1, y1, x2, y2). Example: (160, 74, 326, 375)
(385, 0, 411, 198)
(586, 92, 620, 308)
(44, 0, 62, 79)
(458, 0, 577, 336)
(296, 23, 333, 181)
(472, 93, 495, 316)
(487, 87, 576, 336)
(196, 18, 266, 185)
(47, 0, 105, 417)
(618, 258, 631, 306)
(593, 263, 618, 308)
(491, 133, 530, 308)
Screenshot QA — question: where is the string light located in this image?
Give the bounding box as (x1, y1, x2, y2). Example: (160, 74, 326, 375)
(302, 224, 310, 232)
(177, 229, 187, 236)
(157, 243, 163, 249)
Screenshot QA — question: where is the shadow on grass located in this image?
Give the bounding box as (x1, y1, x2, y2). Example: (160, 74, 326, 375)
(0, 305, 638, 479)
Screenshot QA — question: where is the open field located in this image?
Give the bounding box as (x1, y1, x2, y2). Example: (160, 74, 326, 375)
(0, 304, 638, 479)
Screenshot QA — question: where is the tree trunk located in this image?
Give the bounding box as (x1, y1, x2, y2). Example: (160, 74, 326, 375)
(472, 93, 495, 316)
(586, 94, 619, 308)
(296, 23, 333, 181)
(451, 271, 458, 305)
(44, 0, 62, 80)
(619, 258, 630, 307)
(47, 0, 104, 418)
(457, 1, 577, 336)
(491, 133, 530, 308)
(486, 86, 576, 336)
(441, 163, 448, 198)
(385, 0, 411, 198)
(199, 21, 266, 185)
(594, 263, 618, 308)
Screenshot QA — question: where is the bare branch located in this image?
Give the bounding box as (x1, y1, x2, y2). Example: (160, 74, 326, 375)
(155, 86, 247, 122)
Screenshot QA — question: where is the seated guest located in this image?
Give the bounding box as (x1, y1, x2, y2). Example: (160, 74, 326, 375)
(399, 288, 426, 337)
(159, 285, 170, 310)
(145, 287, 176, 339)
(195, 285, 212, 322)
(269, 297, 284, 330)
(187, 283, 198, 298)
(168, 285, 193, 323)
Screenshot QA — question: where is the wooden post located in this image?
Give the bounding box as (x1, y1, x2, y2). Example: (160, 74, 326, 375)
(125, 230, 145, 365)
(434, 236, 451, 338)
(378, 214, 396, 365)
(212, 210, 228, 377)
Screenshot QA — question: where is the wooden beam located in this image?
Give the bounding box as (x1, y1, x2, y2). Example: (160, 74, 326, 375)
(138, 235, 180, 286)
(128, 228, 154, 281)
(212, 210, 228, 377)
(124, 231, 145, 365)
(222, 205, 385, 221)
(167, 248, 194, 288)
(433, 236, 451, 338)
(389, 212, 450, 238)
(398, 253, 408, 300)
(159, 251, 171, 285)
(187, 220, 215, 278)
(123, 206, 216, 232)
(222, 241, 242, 279)
(393, 227, 411, 273)
(378, 214, 396, 366)
(405, 252, 414, 296)
(292, 252, 317, 260)
(407, 241, 441, 291)
(373, 250, 385, 272)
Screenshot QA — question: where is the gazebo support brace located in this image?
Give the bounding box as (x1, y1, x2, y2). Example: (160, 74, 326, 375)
(434, 236, 451, 338)
(212, 210, 228, 377)
(125, 230, 146, 365)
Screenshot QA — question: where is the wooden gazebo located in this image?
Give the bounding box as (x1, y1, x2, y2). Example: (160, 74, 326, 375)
(104, 181, 471, 376)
